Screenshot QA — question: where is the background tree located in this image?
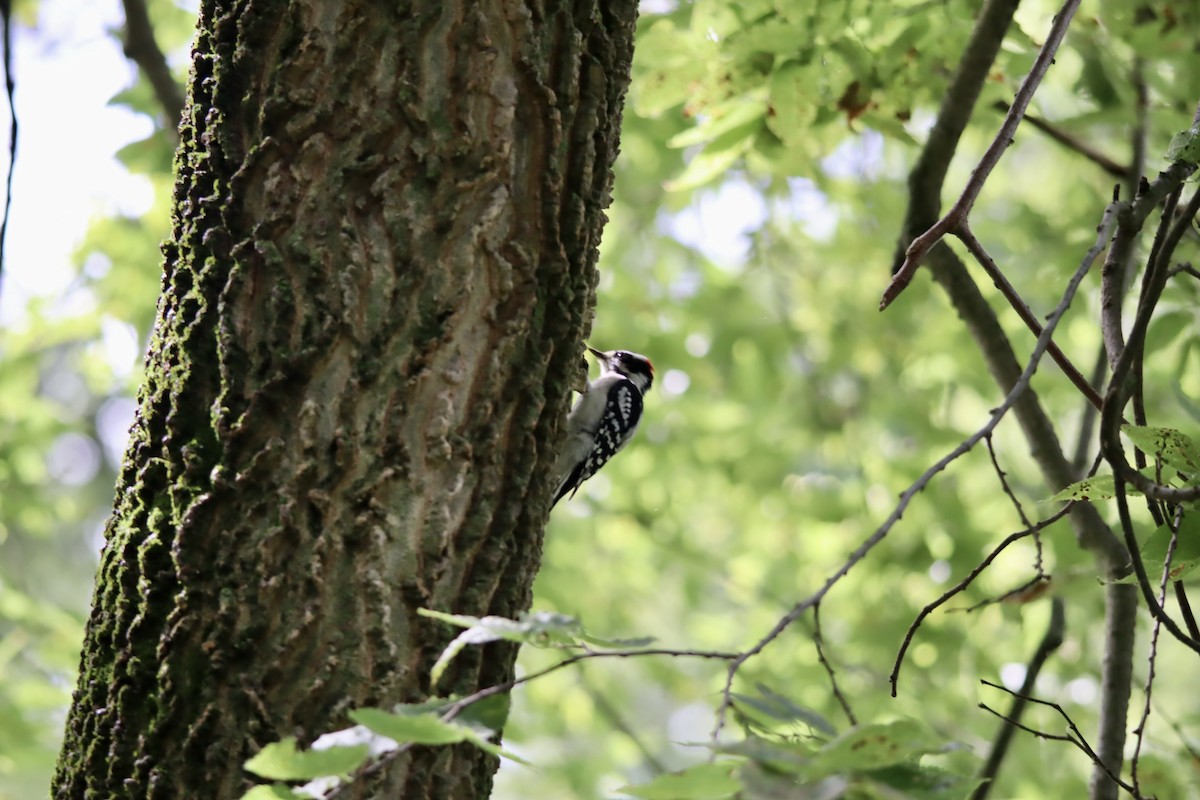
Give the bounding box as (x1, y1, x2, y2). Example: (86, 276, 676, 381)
(3, 0, 1200, 798)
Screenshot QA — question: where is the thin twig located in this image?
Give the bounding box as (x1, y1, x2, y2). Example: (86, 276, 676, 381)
(1167, 262, 1200, 281)
(957, 229, 1103, 410)
(991, 100, 1129, 179)
(958, 574, 1051, 614)
(1101, 184, 1200, 504)
(714, 203, 1113, 738)
(0, 0, 15, 307)
(442, 647, 739, 722)
(882, 0, 1083, 309)
(1130, 507, 1182, 795)
(984, 434, 1048, 598)
(985, 434, 1034, 529)
(322, 646, 739, 799)
(891, 0, 1021, 274)
(971, 599, 1065, 800)
(1112, 479, 1200, 654)
(978, 682, 1140, 798)
(891, 507, 1069, 694)
(813, 602, 856, 726)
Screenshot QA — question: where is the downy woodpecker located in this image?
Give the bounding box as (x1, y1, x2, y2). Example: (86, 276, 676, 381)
(551, 347, 654, 508)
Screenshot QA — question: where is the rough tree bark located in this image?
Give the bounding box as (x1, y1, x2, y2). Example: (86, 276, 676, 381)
(52, 1, 639, 797)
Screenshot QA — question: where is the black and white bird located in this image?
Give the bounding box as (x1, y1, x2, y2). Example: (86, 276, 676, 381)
(551, 347, 654, 508)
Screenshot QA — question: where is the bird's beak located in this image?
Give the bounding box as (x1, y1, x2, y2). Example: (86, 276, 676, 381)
(587, 346, 607, 362)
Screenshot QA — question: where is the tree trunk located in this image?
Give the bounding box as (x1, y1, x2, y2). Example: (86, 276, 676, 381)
(52, 1, 638, 797)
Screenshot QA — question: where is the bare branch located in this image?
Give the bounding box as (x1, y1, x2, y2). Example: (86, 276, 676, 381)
(443, 646, 739, 723)
(713, 201, 1117, 738)
(121, 0, 186, 132)
(1091, 582, 1139, 800)
(971, 599, 1065, 800)
(891, 507, 1068, 694)
(891, 0, 1021, 274)
(1101, 185, 1200, 503)
(990, 100, 1130, 179)
(1130, 508, 1183, 795)
(813, 602, 857, 726)
(979, 681, 1141, 798)
(883, 0, 1083, 309)
(1112, 481, 1200, 654)
(957, 228, 1103, 410)
(0, 0, 15, 308)
(1175, 581, 1200, 640)
(324, 646, 739, 800)
(986, 434, 1034, 529)
(1167, 262, 1200, 281)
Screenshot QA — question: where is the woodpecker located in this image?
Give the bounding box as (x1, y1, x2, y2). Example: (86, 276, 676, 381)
(551, 346, 654, 508)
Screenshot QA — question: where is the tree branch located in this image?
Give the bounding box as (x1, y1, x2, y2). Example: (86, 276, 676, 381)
(890, 0, 1021, 276)
(0, 0, 15, 308)
(926, 226, 1129, 573)
(957, 227, 1103, 410)
(1112, 481, 1200, 655)
(971, 598, 1065, 800)
(1101, 182, 1200, 503)
(713, 204, 1119, 736)
(1130, 508, 1182, 796)
(979, 681, 1140, 798)
(120, 0, 186, 131)
(891, 507, 1067, 694)
(991, 100, 1130, 179)
(813, 602, 857, 726)
(883, 0, 1083, 308)
(1090, 582, 1139, 800)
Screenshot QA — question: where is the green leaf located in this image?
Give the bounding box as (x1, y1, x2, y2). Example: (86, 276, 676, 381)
(731, 683, 836, 735)
(454, 693, 512, 731)
(1166, 126, 1200, 164)
(114, 130, 178, 176)
(419, 608, 582, 643)
(1121, 425, 1200, 476)
(711, 735, 817, 774)
(618, 762, 742, 799)
(809, 720, 943, 774)
(632, 19, 705, 117)
(865, 763, 984, 800)
(1144, 309, 1194, 355)
(766, 62, 818, 148)
(1137, 513, 1200, 581)
(238, 785, 305, 800)
(1048, 475, 1117, 503)
(421, 609, 577, 685)
(665, 116, 761, 192)
(668, 100, 768, 149)
(351, 708, 468, 746)
(349, 708, 531, 766)
(243, 738, 370, 782)
(457, 725, 533, 766)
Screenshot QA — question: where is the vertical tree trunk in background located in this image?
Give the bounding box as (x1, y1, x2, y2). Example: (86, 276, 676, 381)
(52, 1, 638, 797)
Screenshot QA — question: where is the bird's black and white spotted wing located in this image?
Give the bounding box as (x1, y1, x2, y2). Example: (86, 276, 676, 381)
(553, 378, 644, 505)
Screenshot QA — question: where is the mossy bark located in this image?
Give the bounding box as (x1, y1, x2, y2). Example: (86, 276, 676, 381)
(52, 1, 638, 797)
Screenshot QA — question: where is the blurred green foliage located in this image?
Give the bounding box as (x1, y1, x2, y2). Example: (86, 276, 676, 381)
(504, 1, 1200, 798)
(4, 0, 1200, 798)
(0, 1, 189, 797)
